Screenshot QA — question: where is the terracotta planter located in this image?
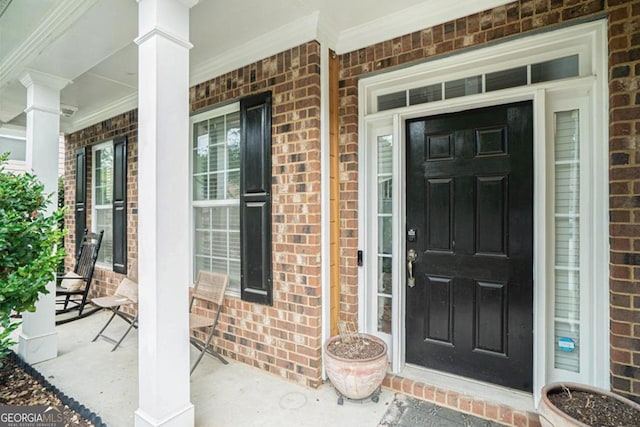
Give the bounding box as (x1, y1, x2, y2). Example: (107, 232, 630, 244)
(324, 333, 388, 401)
(539, 382, 640, 427)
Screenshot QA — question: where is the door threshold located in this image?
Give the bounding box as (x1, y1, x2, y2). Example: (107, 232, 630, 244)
(400, 364, 536, 413)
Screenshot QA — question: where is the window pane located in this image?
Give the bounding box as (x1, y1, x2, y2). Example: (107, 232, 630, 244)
(555, 217, 580, 267)
(227, 170, 240, 199)
(229, 205, 240, 228)
(227, 112, 241, 170)
(377, 296, 392, 334)
(377, 135, 393, 215)
(209, 116, 225, 146)
(445, 76, 481, 99)
(193, 174, 208, 200)
(378, 215, 392, 255)
(377, 135, 393, 175)
(210, 142, 226, 174)
(211, 231, 228, 258)
(193, 204, 240, 293)
(485, 67, 527, 92)
(195, 256, 211, 273)
(409, 84, 442, 105)
(555, 110, 579, 161)
(95, 208, 113, 264)
(229, 260, 241, 292)
(531, 55, 579, 83)
(377, 91, 406, 111)
(194, 230, 212, 257)
(0, 137, 26, 161)
(554, 320, 580, 372)
(556, 164, 580, 214)
(208, 172, 224, 200)
(377, 256, 392, 294)
(553, 109, 581, 374)
(555, 269, 580, 319)
(95, 147, 113, 205)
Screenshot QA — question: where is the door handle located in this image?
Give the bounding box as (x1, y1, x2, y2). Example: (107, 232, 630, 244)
(407, 249, 417, 287)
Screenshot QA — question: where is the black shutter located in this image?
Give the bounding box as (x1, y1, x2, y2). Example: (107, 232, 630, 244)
(112, 136, 127, 274)
(74, 147, 86, 255)
(240, 91, 272, 305)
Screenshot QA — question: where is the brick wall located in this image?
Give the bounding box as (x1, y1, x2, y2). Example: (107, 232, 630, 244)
(338, 0, 640, 410)
(608, 0, 640, 403)
(64, 110, 138, 300)
(189, 41, 323, 387)
(64, 41, 323, 388)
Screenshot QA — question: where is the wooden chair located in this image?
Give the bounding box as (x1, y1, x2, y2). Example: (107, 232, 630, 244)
(190, 271, 229, 374)
(56, 229, 103, 325)
(91, 261, 138, 351)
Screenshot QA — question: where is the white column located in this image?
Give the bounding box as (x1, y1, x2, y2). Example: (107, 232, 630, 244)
(134, 1, 197, 426)
(18, 70, 71, 364)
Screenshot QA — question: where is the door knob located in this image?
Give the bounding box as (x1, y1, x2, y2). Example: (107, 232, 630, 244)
(407, 249, 417, 287)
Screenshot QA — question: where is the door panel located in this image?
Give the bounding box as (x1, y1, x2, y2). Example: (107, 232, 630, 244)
(406, 102, 533, 391)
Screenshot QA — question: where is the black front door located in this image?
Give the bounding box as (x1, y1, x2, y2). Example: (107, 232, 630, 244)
(405, 102, 533, 391)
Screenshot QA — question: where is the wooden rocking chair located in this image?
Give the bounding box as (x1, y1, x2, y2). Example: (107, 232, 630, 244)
(56, 229, 103, 325)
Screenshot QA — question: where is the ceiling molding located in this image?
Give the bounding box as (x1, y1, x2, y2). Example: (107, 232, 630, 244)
(0, 0, 99, 88)
(62, 92, 137, 134)
(190, 12, 319, 87)
(0, 0, 12, 19)
(335, 0, 511, 54)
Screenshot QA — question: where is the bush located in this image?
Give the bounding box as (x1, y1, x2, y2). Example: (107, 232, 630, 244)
(0, 154, 65, 364)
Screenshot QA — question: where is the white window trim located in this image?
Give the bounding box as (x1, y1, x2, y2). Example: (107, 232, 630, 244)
(189, 102, 241, 296)
(358, 20, 608, 410)
(91, 140, 114, 270)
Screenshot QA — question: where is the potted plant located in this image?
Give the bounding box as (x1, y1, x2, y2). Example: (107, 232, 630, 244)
(538, 382, 640, 427)
(0, 154, 65, 364)
(324, 322, 388, 404)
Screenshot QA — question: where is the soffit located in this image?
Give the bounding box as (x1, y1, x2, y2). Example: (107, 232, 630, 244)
(0, 0, 510, 133)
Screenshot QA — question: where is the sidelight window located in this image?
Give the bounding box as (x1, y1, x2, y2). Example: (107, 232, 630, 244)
(553, 110, 581, 373)
(377, 134, 393, 334)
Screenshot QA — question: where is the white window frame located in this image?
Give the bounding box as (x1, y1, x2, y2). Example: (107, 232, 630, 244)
(91, 140, 114, 269)
(189, 102, 241, 296)
(358, 20, 608, 409)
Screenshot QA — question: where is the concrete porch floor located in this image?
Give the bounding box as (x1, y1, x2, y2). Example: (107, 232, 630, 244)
(23, 312, 395, 426)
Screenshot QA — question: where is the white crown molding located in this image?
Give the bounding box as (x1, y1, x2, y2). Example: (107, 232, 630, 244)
(335, 0, 511, 54)
(62, 92, 138, 134)
(190, 12, 319, 87)
(0, 0, 99, 87)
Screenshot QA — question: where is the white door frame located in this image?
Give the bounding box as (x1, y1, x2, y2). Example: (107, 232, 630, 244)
(357, 19, 609, 407)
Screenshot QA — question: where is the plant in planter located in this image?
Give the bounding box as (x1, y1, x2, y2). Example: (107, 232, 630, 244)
(538, 382, 640, 427)
(324, 322, 388, 405)
(0, 154, 66, 365)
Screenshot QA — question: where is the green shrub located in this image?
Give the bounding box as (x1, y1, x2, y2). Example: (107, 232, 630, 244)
(0, 154, 66, 364)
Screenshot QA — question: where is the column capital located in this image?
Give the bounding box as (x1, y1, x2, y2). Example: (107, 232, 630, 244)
(19, 70, 72, 91)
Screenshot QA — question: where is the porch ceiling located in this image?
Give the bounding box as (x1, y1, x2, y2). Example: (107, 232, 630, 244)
(0, 0, 509, 134)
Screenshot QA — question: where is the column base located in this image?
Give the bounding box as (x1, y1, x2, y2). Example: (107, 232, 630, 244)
(134, 404, 194, 427)
(18, 330, 57, 364)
